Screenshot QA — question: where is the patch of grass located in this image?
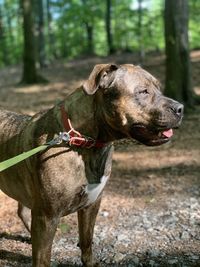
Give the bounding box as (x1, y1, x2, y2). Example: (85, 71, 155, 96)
(58, 223, 71, 234)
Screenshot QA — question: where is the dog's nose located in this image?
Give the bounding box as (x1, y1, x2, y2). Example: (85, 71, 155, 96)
(172, 102, 184, 117)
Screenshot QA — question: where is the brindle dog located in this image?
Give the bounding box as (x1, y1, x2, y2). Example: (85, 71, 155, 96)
(0, 64, 183, 267)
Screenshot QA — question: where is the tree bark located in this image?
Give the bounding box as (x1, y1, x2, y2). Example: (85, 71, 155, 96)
(5, 0, 15, 64)
(36, 0, 46, 68)
(164, 0, 193, 105)
(0, 6, 9, 65)
(106, 0, 115, 54)
(21, 0, 40, 84)
(85, 22, 94, 55)
(137, 0, 145, 63)
(46, 0, 57, 59)
(81, 0, 94, 55)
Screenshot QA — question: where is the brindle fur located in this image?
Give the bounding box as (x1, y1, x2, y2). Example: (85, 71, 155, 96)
(0, 64, 183, 267)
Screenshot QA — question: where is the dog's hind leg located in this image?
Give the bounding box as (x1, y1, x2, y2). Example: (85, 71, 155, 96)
(31, 208, 59, 267)
(17, 202, 31, 232)
(78, 198, 102, 267)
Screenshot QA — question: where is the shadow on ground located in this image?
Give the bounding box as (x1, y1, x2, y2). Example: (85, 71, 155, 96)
(1, 246, 200, 267)
(0, 232, 31, 243)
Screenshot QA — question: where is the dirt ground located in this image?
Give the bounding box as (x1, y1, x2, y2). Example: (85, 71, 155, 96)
(0, 52, 200, 267)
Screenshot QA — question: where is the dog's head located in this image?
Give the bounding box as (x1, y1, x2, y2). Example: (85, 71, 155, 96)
(83, 64, 184, 146)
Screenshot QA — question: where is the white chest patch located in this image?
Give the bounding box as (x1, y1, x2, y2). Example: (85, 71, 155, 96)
(85, 175, 109, 205)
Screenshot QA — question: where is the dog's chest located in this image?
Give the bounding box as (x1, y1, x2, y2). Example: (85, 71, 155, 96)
(69, 148, 113, 210)
(40, 146, 113, 215)
(85, 174, 109, 205)
(64, 173, 110, 214)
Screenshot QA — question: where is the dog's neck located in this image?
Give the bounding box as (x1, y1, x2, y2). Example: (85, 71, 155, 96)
(54, 87, 126, 144)
(56, 87, 99, 139)
(55, 87, 125, 143)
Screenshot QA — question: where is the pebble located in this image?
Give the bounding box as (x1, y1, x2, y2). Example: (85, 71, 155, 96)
(132, 256, 139, 265)
(50, 262, 59, 267)
(181, 230, 190, 240)
(150, 249, 160, 257)
(190, 255, 199, 260)
(149, 259, 155, 266)
(117, 234, 128, 242)
(100, 211, 109, 217)
(114, 252, 125, 262)
(168, 259, 178, 265)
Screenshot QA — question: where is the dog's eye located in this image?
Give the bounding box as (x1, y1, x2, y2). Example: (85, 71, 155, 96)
(139, 89, 149, 95)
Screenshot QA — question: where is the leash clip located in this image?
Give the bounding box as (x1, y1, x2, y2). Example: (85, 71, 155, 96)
(60, 132, 70, 142)
(47, 132, 70, 146)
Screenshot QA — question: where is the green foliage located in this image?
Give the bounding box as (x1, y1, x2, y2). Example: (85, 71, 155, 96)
(189, 0, 200, 49)
(0, 0, 23, 66)
(0, 0, 199, 67)
(58, 222, 71, 233)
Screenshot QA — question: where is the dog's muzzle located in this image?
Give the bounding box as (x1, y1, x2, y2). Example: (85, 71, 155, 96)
(130, 102, 184, 146)
(130, 124, 174, 146)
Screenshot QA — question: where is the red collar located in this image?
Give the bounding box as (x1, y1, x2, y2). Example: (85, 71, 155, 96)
(60, 105, 107, 148)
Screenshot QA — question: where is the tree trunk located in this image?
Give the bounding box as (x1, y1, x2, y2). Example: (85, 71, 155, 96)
(106, 0, 115, 54)
(21, 0, 40, 84)
(81, 0, 94, 55)
(164, 0, 193, 105)
(85, 22, 94, 55)
(0, 6, 9, 65)
(46, 0, 57, 59)
(59, 3, 67, 58)
(137, 0, 145, 63)
(36, 0, 46, 68)
(4, 0, 15, 64)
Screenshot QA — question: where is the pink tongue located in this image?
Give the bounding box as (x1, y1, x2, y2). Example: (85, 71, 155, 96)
(162, 129, 173, 138)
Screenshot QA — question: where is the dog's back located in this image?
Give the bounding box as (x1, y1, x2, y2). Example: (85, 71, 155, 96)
(0, 109, 30, 146)
(0, 109, 33, 205)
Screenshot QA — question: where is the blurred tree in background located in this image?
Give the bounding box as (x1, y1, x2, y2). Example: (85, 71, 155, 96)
(0, 0, 199, 102)
(0, 0, 167, 65)
(164, 0, 192, 106)
(21, 0, 38, 83)
(21, 0, 46, 83)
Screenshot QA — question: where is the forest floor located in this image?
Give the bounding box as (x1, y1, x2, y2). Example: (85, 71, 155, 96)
(0, 52, 200, 267)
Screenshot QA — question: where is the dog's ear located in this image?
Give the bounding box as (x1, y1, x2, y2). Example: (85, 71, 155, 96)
(83, 64, 118, 95)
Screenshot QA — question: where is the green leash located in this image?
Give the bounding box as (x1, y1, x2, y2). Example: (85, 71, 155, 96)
(0, 132, 70, 173)
(0, 144, 49, 172)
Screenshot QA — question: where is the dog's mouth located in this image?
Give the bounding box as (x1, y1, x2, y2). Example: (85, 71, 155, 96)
(130, 124, 174, 146)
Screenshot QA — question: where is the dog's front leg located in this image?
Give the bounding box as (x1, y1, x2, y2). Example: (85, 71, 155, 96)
(78, 198, 101, 267)
(31, 209, 59, 267)
(17, 202, 31, 232)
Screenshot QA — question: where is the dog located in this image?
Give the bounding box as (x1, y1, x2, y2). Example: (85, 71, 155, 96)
(0, 64, 183, 266)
